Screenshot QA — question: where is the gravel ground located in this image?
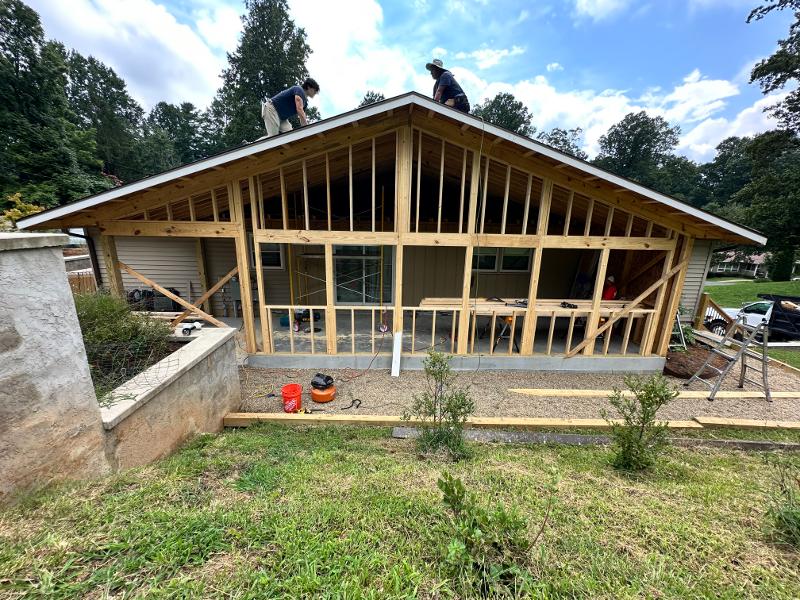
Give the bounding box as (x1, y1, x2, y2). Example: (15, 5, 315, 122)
(239, 362, 800, 422)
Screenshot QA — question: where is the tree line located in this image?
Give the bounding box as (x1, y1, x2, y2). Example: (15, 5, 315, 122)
(1, 0, 798, 278)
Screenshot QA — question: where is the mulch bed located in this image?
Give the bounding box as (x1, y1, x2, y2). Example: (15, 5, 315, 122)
(663, 344, 728, 379)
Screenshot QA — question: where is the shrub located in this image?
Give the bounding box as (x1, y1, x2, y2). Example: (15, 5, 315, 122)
(765, 456, 800, 547)
(404, 349, 474, 460)
(603, 374, 678, 471)
(437, 470, 558, 595)
(74, 292, 172, 403)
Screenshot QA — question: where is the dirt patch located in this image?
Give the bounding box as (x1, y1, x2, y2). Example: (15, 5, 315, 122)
(663, 345, 728, 379)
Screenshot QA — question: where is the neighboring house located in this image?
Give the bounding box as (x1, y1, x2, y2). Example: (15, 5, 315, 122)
(709, 251, 768, 278)
(17, 92, 765, 371)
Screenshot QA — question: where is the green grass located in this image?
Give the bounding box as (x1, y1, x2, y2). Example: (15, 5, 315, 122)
(768, 349, 800, 370)
(703, 280, 800, 307)
(2, 425, 799, 598)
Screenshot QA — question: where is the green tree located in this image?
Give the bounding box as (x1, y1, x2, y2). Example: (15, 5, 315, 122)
(65, 50, 144, 181)
(697, 136, 753, 207)
(147, 101, 203, 165)
(537, 127, 588, 160)
(593, 111, 681, 189)
(748, 1, 800, 132)
(471, 92, 535, 136)
(0, 0, 109, 209)
(359, 90, 385, 107)
(211, 0, 311, 148)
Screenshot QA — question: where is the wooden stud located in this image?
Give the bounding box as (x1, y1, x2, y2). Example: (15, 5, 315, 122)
(371, 309, 376, 354)
(621, 315, 634, 355)
(470, 311, 477, 354)
(248, 177, 260, 230)
(302, 159, 310, 230)
(645, 221, 654, 237)
(351, 308, 356, 354)
(563, 191, 573, 236)
(489, 311, 497, 355)
(324, 244, 337, 354)
(257, 177, 265, 231)
(479, 158, 489, 233)
(415, 129, 422, 233)
(457, 245, 474, 354)
(604, 206, 614, 236)
(546, 311, 556, 355)
(211, 189, 219, 222)
(372, 137, 376, 232)
(245, 223, 266, 350)
(310, 308, 315, 355)
(188, 196, 196, 221)
(583, 247, 610, 356)
(602, 311, 614, 355)
(349, 144, 354, 232)
(521, 174, 533, 235)
(501, 165, 511, 234)
(99, 235, 124, 297)
(166, 202, 173, 221)
(467, 150, 481, 235)
(508, 311, 518, 355)
(410, 309, 417, 354)
(656, 236, 695, 355)
(520, 178, 552, 354)
(431, 309, 437, 349)
(437, 139, 445, 233)
(566, 313, 576, 353)
(98, 221, 239, 238)
(459, 148, 467, 234)
(325, 153, 332, 231)
(230, 181, 257, 353)
(625, 213, 633, 236)
(643, 242, 677, 354)
(583, 198, 594, 236)
(279, 167, 288, 230)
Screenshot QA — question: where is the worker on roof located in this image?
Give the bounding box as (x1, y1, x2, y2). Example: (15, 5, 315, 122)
(261, 78, 319, 138)
(426, 58, 470, 113)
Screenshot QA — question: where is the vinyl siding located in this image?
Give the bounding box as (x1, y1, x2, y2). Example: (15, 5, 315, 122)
(680, 239, 714, 318)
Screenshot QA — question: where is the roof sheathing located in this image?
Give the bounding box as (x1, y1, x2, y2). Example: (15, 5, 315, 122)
(17, 92, 766, 246)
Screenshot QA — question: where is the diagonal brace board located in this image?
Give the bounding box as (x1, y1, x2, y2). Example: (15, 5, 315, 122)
(118, 261, 227, 328)
(565, 258, 689, 358)
(171, 266, 239, 327)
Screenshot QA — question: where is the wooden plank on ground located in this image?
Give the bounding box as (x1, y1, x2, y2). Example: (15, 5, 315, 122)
(508, 388, 800, 399)
(694, 417, 800, 430)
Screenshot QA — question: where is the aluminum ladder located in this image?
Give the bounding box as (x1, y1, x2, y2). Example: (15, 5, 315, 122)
(685, 315, 772, 402)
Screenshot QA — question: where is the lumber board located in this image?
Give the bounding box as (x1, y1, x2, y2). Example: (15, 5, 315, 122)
(98, 220, 239, 238)
(694, 417, 800, 430)
(98, 235, 124, 297)
(172, 266, 238, 327)
(508, 388, 800, 399)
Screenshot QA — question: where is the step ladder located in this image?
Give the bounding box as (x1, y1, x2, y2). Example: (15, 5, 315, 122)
(685, 315, 772, 402)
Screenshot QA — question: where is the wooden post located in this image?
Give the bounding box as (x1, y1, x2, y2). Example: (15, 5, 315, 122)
(324, 243, 337, 354)
(437, 139, 445, 233)
(479, 158, 489, 233)
(211, 189, 219, 222)
(250, 180, 269, 353)
(415, 129, 422, 233)
(467, 150, 481, 234)
(457, 245, 474, 354)
(694, 292, 710, 329)
(521, 174, 533, 235)
(230, 180, 257, 353)
(195, 239, 211, 314)
(458, 148, 467, 234)
(302, 159, 310, 230)
(393, 126, 413, 335)
(501, 164, 511, 234)
(643, 239, 678, 354)
(279, 167, 288, 229)
(583, 247, 610, 356)
(563, 191, 573, 236)
(520, 178, 553, 354)
(583, 198, 594, 236)
(99, 235, 124, 297)
(656, 236, 694, 355)
(348, 144, 354, 231)
(325, 153, 332, 231)
(372, 137, 376, 232)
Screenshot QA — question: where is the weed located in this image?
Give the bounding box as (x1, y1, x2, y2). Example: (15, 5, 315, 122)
(404, 349, 475, 460)
(603, 374, 678, 471)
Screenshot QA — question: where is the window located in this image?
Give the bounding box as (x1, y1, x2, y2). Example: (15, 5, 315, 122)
(249, 236, 283, 269)
(742, 301, 770, 315)
(500, 248, 532, 272)
(334, 246, 393, 304)
(472, 248, 498, 271)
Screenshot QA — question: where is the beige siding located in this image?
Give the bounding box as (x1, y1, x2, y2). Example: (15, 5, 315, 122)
(90, 230, 202, 303)
(680, 239, 714, 316)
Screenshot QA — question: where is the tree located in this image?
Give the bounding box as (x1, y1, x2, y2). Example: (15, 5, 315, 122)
(748, 1, 800, 132)
(536, 127, 588, 160)
(359, 90, 385, 107)
(147, 101, 203, 165)
(211, 0, 311, 148)
(65, 50, 144, 181)
(0, 1, 109, 209)
(471, 92, 535, 136)
(593, 111, 681, 188)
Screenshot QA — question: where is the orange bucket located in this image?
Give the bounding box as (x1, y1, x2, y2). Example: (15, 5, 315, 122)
(311, 385, 336, 403)
(281, 383, 302, 413)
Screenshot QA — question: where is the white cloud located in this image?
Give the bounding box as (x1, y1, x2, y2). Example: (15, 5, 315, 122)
(195, 4, 242, 54)
(573, 0, 632, 21)
(27, 0, 228, 109)
(546, 62, 564, 72)
(431, 47, 448, 58)
(454, 45, 525, 69)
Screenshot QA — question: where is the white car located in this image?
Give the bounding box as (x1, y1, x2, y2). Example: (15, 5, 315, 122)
(706, 296, 800, 341)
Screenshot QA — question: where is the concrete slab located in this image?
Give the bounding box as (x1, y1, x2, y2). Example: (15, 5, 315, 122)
(0, 232, 69, 252)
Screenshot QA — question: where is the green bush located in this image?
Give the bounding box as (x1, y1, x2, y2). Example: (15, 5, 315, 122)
(74, 292, 173, 403)
(437, 470, 558, 596)
(404, 349, 474, 460)
(603, 374, 678, 471)
(765, 456, 800, 547)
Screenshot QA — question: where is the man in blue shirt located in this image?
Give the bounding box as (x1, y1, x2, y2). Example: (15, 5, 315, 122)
(261, 78, 320, 137)
(425, 59, 470, 113)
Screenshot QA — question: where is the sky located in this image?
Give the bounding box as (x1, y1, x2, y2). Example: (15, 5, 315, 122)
(27, 0, 795, 162)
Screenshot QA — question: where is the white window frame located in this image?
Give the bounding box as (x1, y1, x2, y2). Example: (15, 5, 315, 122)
(499, 248, 533, 273)
(471, 248, 499, 272)
(248, 234, 284, 270)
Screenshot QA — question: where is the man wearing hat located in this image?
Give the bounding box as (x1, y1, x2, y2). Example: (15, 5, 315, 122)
(425, 59, 470, 113)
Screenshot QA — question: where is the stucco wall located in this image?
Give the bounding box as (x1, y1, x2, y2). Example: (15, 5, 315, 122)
(0, 234, 110, 503)
(102, 329, 241, 471)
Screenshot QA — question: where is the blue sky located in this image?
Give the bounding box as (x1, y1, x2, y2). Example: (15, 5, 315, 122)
(28, 0, 793, 161)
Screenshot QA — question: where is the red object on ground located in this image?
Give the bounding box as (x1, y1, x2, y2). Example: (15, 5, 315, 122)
(281, 383, 302, 413)
(311, 386, 336, 403)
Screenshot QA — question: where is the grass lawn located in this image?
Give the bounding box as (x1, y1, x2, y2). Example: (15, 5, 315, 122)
(2, 426, 799, 598)
(769, 348, 800, 370)
(703, 280, 800, 307)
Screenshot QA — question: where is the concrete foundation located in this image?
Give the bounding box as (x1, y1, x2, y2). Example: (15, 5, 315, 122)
(246, 353, 666, 373)
(102, 328, 241, 470)
(0, 233, 110, 502)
